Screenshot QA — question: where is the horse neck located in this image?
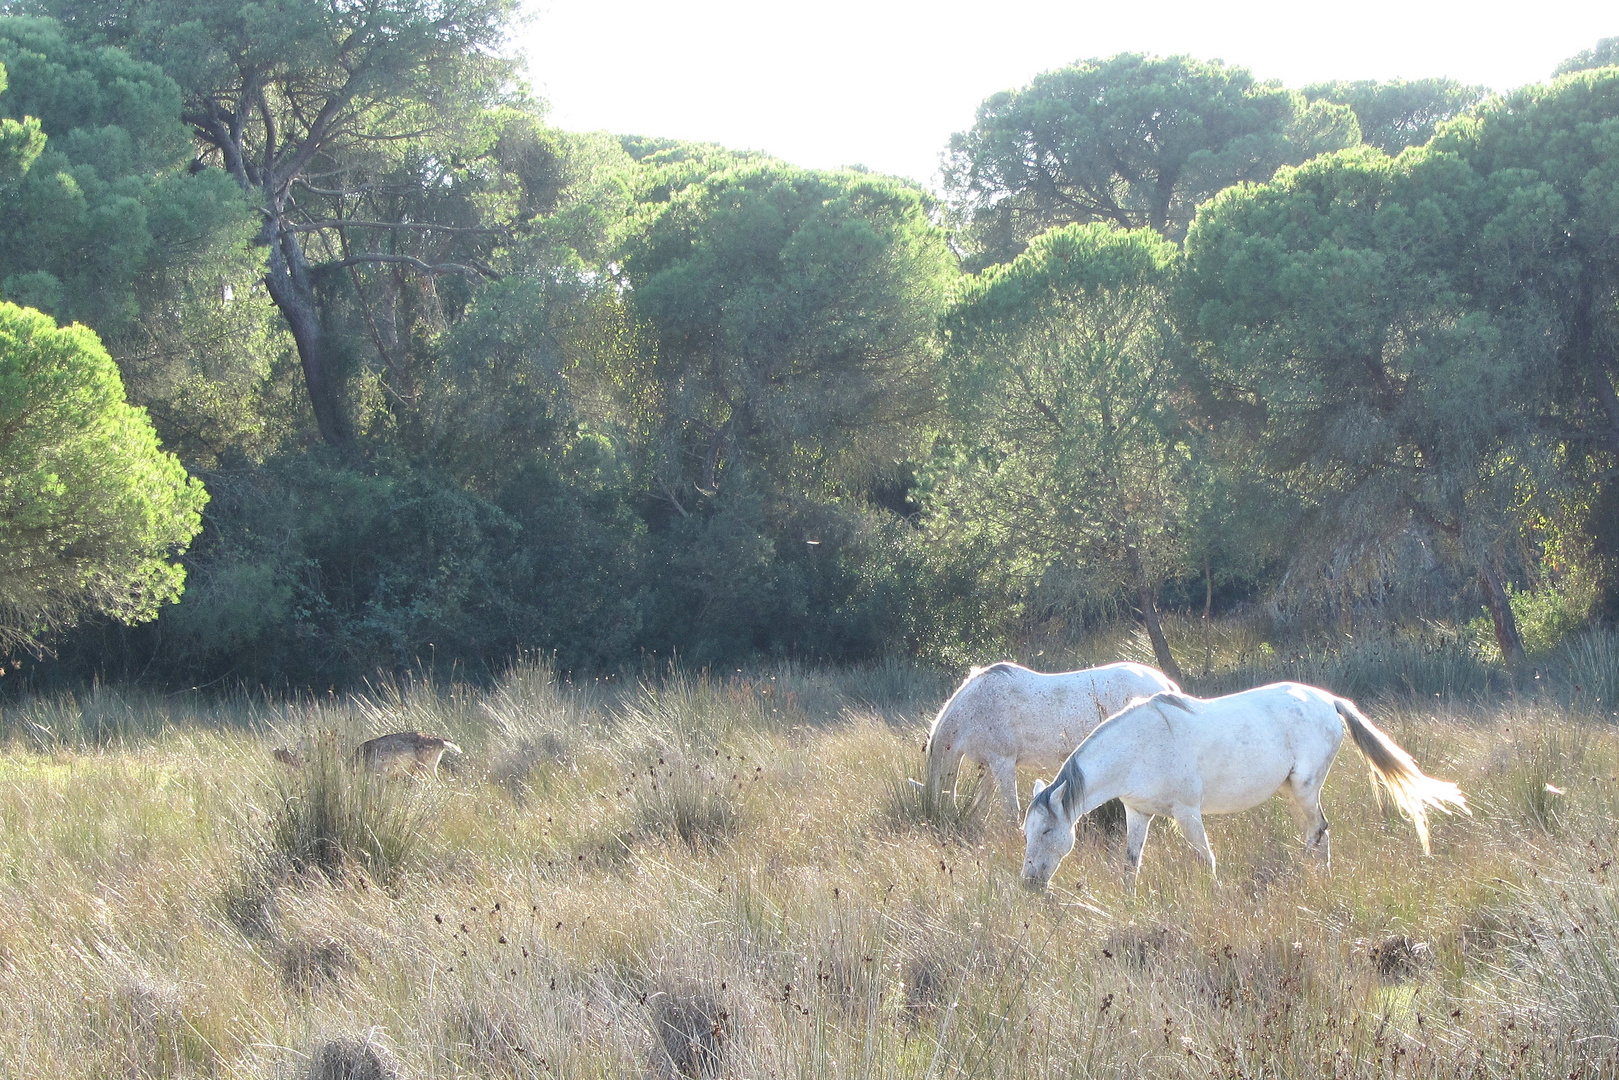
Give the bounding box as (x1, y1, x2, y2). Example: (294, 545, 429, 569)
(1067, 726, 1132, 816)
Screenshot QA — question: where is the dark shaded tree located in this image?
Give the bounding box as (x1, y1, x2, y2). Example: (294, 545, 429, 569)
(622, 160, 954, 515)
(1428, 68, 1619, 613)
(0, 59, 44, 188)
(934, 222, 1191, 678)
(1182, 147, 1550, 664)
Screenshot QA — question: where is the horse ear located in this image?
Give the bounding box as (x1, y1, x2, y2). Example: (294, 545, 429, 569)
(1047, 780, 1067, 813)
(1031, 778, 1047, 799)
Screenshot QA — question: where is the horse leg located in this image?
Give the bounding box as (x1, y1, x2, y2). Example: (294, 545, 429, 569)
(1123, 805, 1153, 888)
(1171, 807, 1217, 880)
(1284, 772, 1331, 864)
(987, 756, 1021, 825)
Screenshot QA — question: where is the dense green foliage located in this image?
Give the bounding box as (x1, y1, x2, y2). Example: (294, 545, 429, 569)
(0, 15, 288, 465)
(1302, 78, 1486, 153)
(0, 302, 206, 650)
(0, 61, 44, 188)
(943, 54, 1360, 264)
(2, 10, 1617, 686)
(937, 224, 1193, 677)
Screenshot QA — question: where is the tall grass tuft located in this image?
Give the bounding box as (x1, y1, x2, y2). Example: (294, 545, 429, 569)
(1562, 628, 1619, 712)
(256, 732, 431, 888)
(648, 983, 730, 1079)
(1496, 874, 1619, 1036)
(482, 655, 592, 798)
(92, 975, 216, 1079)
(881, 765, 988, 840)
(631, 756, 744, 852)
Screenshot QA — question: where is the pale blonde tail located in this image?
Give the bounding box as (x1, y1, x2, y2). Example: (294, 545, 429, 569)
(1335, 699, 1470, 853)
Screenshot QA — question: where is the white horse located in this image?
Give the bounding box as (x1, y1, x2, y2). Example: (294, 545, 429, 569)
(1021, 682, 1469, 887)
(925, 661, 1180, 822)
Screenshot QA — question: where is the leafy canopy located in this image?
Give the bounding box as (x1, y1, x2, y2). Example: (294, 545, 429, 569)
(0, 59, 45, 189)
(944, 53, 1360, 266)
(1555, 36, 1619, 77)
(1182, 145, 1550, 659)
(1304, 78, 1487, 153)
(623, 160, 954, 510)
(0, 301, 206, 651)
(0, 16, 250, 335)
(16, 0, 522, 445)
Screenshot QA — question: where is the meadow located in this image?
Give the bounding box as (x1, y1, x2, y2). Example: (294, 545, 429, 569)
(1, 625, 1618, 1079)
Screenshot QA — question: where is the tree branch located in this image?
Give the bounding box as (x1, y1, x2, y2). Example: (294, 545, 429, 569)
(311, 253, 501, 279)
(288, 219, 507, 235)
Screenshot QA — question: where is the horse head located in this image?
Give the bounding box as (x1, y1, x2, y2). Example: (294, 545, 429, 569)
(1021, 774, 1079, 888)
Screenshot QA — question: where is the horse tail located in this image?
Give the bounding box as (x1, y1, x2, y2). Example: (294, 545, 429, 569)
(1334, 698, 1469, 853)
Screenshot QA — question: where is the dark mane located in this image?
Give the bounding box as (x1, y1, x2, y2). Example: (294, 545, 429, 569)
(1031, 755, 1085, 817)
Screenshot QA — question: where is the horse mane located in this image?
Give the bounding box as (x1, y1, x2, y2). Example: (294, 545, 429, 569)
(1113, 689, 1197, 721)
(1031, 756, 1085, 818)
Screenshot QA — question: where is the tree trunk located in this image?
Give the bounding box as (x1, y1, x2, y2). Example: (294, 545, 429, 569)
(263, 221, 347, 445)
(1136, 580, 1184, 684)
(1478, 561, 1527, 668)
(1202, 551, 1213, 677)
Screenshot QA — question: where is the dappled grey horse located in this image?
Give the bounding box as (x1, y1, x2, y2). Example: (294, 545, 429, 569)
(925, 661, 1179, 822)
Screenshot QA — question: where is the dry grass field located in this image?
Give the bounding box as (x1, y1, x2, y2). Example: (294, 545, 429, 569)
(1, 633, 1617, 1079)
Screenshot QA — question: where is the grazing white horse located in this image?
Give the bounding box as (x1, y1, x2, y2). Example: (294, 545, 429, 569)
(925, 661, 1180, 822)
(1021, 682, 1469, 888)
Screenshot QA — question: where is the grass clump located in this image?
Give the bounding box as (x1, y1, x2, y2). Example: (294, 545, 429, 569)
(631, 756, 744, 852)
(254, 731, 433, 893)
(881, 766, 988, 841)
(92, 976, 216, 1080)
(306, 1032, 402, 1080)
(649, 984, 730, 1079)
(1497, 874, 1619, 1037)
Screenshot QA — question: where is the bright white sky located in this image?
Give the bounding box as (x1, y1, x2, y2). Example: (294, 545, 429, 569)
(516, 0, 1616, 190)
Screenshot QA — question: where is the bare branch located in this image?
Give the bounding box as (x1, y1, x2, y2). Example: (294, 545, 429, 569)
(312, 253, 501, 279)
(288, 219, 507, 236)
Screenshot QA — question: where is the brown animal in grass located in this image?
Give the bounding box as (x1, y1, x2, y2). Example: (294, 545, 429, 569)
(353, 732, 463, 778)
(271, 746, 305, 769)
